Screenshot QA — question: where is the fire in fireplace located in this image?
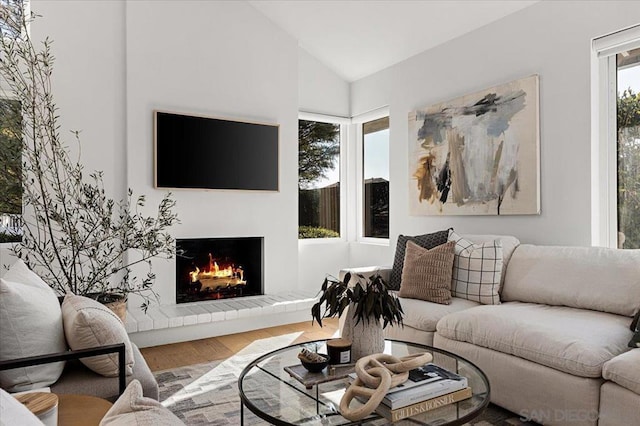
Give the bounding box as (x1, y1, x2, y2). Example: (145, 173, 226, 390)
(176, 237, 263, 303)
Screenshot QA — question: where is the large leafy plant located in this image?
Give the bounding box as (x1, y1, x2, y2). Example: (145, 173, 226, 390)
(0, 1, 178, 310)
(311, 272, 403, 329)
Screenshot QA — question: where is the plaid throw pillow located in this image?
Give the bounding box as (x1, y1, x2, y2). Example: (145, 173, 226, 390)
(448, 230, 503, 305)
(389, 229, 450, 290)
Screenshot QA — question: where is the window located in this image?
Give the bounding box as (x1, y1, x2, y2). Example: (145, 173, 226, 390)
(593, 25, 640, 249)
(298, 117, 343, 239)
(362, 116, 389, 239)
(1, 1, 27, 244)
(616, 47, 640, 248)
(0, 98, 22, 243)
(0, 0, 29, 41)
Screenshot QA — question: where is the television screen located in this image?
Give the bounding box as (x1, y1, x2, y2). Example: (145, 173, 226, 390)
(154, 111, 279, 191)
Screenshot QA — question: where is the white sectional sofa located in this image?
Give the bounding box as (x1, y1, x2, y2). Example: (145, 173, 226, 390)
(346, 235, 640, 426)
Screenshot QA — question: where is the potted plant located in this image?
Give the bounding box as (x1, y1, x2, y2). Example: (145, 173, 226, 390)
(0, 2, 178, 317)
(311, 272, 403, 359)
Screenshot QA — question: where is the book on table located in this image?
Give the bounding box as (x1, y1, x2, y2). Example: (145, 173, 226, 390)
(375, 387, 473, 422)
(348, 363, 469, 410)
(383, 363, 468, 409)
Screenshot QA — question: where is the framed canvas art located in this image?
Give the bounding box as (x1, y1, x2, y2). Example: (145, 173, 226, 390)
(408, 75, 540, 216)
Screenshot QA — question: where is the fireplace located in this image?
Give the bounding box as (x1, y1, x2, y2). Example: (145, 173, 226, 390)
(176, 237, 263, 303)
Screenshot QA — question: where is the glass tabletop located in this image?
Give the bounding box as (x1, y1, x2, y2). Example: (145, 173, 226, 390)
(238, 339, 490, 425)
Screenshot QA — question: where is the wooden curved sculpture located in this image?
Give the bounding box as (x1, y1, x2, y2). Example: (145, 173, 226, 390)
(339, 352, 433, 421)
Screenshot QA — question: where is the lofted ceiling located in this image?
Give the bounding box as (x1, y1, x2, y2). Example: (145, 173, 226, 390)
(249, 0, 539, 82)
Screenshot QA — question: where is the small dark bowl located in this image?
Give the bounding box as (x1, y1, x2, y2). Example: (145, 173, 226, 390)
(300, 353, 329, 373)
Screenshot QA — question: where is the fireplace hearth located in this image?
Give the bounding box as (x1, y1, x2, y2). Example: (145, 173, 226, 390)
(176, 237, 263, 303)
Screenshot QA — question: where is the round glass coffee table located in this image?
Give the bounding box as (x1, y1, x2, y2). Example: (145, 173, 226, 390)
(238, 339, 490, 425)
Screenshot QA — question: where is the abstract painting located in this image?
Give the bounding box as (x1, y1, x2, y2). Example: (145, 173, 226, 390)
(408, 75, 540, 216)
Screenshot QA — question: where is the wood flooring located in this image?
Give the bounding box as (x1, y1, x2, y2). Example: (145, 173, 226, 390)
(140, 318, 339, 371)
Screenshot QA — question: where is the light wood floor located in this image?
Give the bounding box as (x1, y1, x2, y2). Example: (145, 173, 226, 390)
(140, 318, 339, 371)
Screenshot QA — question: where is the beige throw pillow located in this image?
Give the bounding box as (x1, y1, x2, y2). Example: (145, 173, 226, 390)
(62, 294, 134, 377)
(398, 241, 455, 304)
(99, 380, 184, 426)
(0, 260, 67, 392)
(389, 229, 450, 290)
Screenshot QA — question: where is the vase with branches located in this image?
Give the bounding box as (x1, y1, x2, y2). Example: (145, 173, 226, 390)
(0, 1, 178, 312)
(312, 272, 403, 359)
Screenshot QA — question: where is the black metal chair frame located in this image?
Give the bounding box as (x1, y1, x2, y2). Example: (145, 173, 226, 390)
(0, 343, 126, 396)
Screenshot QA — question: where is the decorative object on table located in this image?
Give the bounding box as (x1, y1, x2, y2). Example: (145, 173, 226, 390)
(311, 272, 403, 360)
(284, 363, 355, 390)
(408, 74, 540, 216)
(342, 309, 386, 361)
(297, 348, 329, 373)
(0, 2, 178, 316)
(0, 388, 44, 426)
(13, 392, 58, 426)
(339, 352, 432, 421)
(327, 338, 352, 364)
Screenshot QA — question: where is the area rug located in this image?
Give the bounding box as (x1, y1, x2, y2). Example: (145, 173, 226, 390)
(154, 333, 537, 425)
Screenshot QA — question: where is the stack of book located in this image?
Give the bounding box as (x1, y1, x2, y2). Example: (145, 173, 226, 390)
(350, 363, 472, 422)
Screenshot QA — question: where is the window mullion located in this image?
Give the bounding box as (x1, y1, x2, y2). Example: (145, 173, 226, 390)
(605, 55, 618, 249)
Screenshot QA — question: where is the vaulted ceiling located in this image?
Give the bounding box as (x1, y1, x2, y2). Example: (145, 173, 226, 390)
(249, 1, 539, 82)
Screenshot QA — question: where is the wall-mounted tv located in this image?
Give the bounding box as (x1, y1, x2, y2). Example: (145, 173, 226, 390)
(154, 110, 279, 191)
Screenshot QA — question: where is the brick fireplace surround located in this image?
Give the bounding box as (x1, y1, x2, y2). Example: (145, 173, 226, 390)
(122, 235, 319, 348)
(125, 291, 318, 348)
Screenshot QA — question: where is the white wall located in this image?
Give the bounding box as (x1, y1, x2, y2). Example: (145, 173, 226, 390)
(125, 0, 299, 305)
(2, 1, 303, 307)
(350, 0, 640, 261)
(2, 0, 126, 274)
(298, 47, 350, 117)
(33, 0, 127, 197)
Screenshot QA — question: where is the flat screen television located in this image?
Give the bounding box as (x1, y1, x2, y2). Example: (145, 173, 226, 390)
(154, 110, 279, 191)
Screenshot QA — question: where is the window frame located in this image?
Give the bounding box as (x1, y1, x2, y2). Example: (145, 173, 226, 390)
(591, 24, 640, 248)
(353, 107, 390, 245)
(297, 111, 349, 243)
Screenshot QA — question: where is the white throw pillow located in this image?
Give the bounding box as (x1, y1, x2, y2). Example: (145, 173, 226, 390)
(62, 294, 134, 377)
(0, 388, 44, 426)
(0, 260, 67, 392)
(448, 230, 503, 305)
(99, 380, 184, 426)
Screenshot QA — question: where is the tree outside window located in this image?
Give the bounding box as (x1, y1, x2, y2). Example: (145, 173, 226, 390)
(617, 47, 640, 248)
(0, 98, 22, 243)
(298, 119, 340, 239)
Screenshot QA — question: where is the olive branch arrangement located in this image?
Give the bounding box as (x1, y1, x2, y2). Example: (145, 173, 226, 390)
(0, 1, 178, 311)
